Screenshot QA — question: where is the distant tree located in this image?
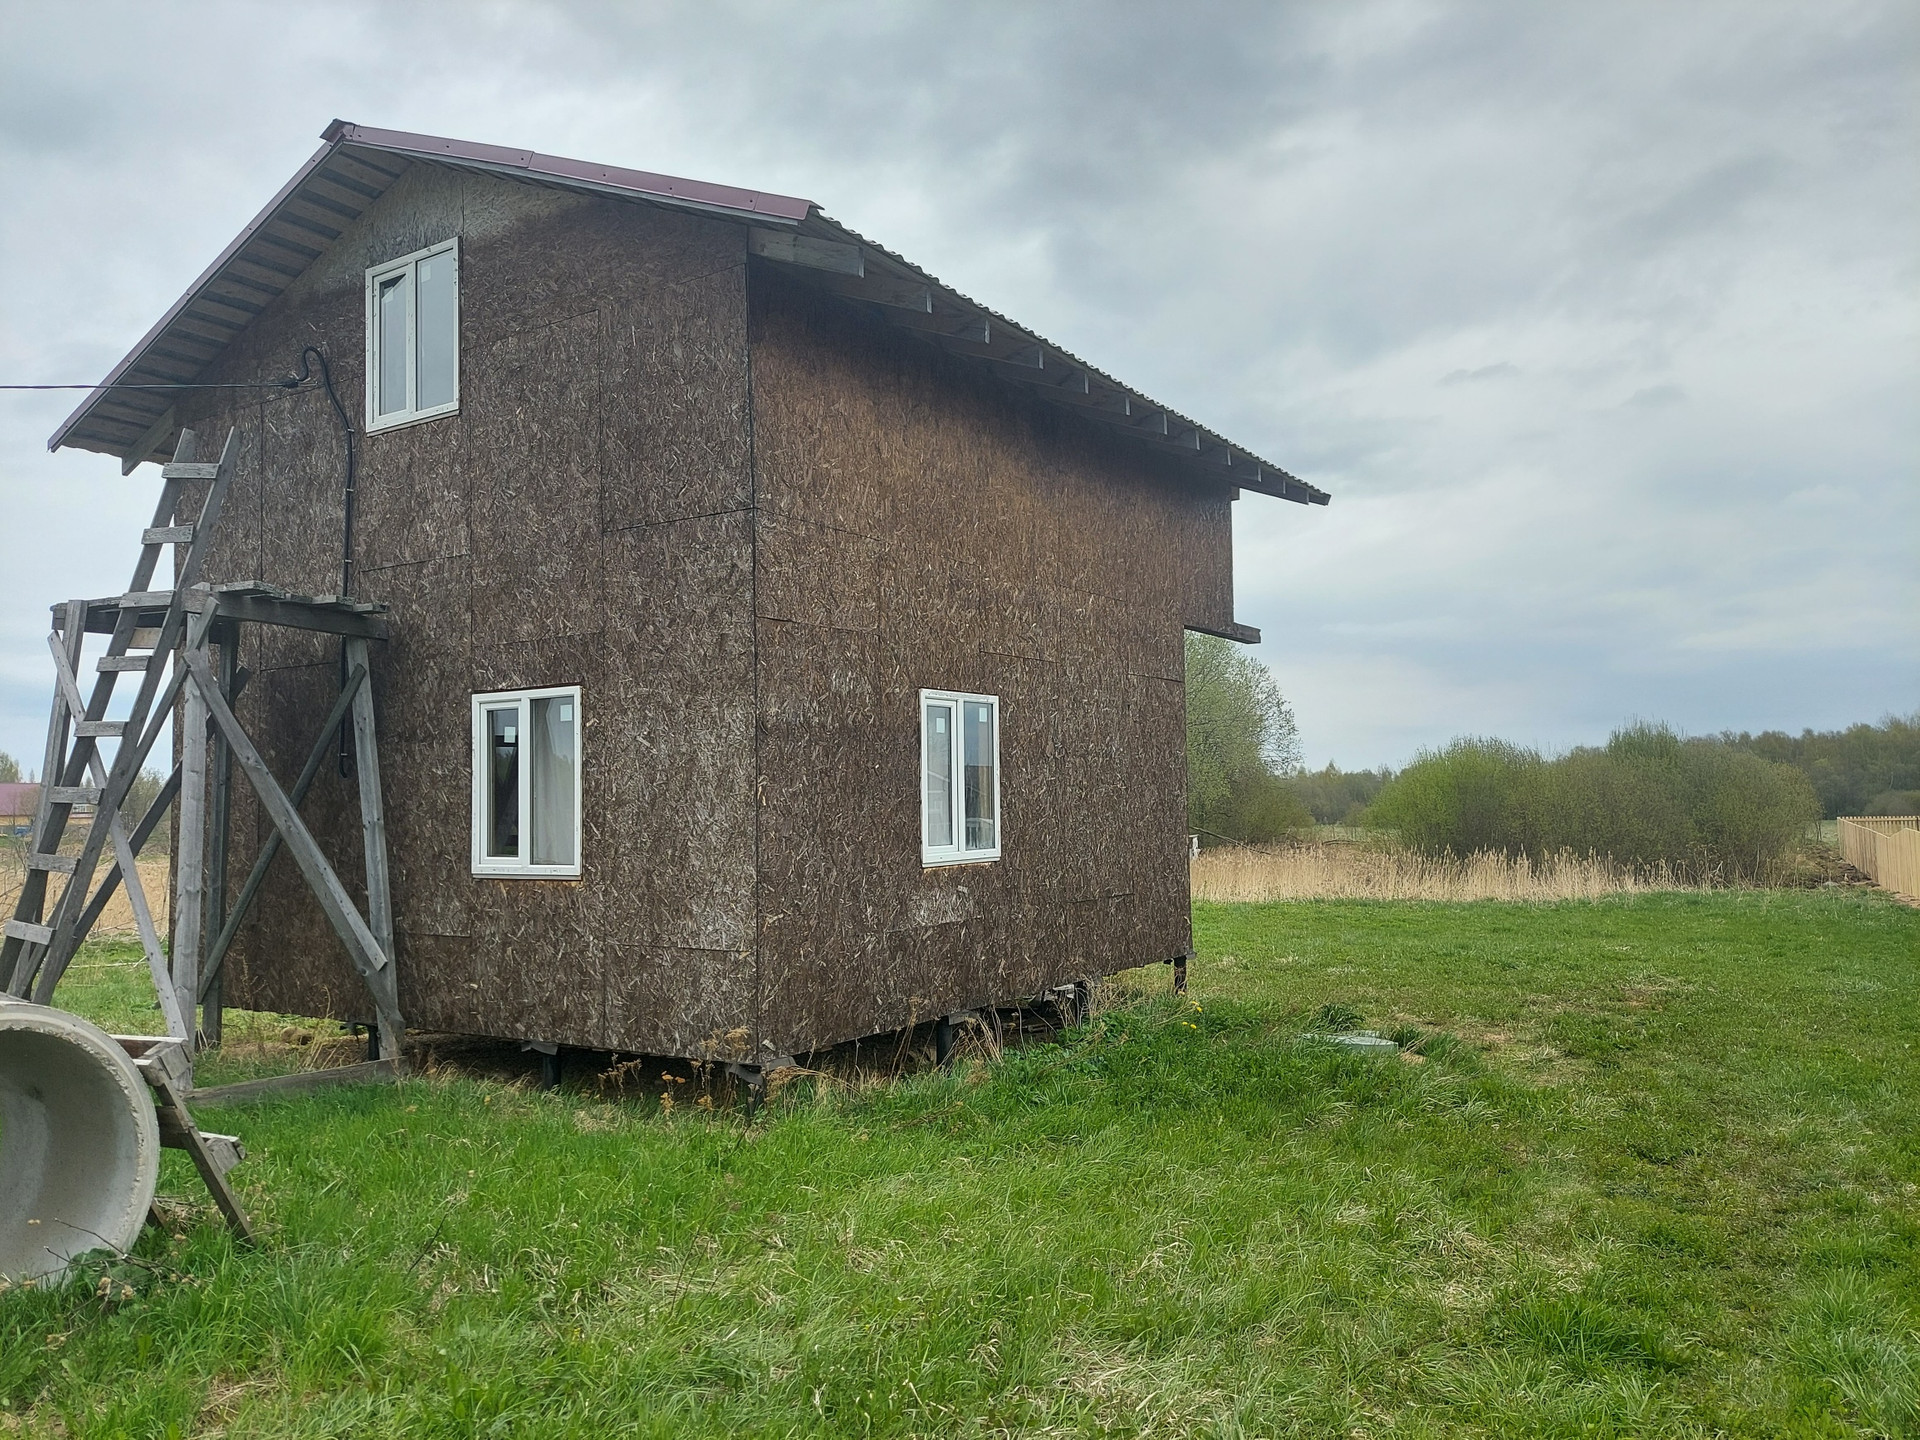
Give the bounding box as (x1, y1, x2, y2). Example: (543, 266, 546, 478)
(1185, 634, 1309, 843)
(123, 769, 170, 826)
(1284, 763, 1393, 824)
(1365, 723, 1818, 881)
(1720, 714, 1919, 818)
(0, 752, 19, 784)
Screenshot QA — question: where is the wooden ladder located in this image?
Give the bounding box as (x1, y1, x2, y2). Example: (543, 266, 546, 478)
(1, 428, 239, 1033)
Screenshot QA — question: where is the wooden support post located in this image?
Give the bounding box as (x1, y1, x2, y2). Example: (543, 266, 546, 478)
(171, 645, 209, 1051)
(343, 637, 399, 1061)
(935, 1014, 955, 1067)
(201, 637, 237, 1048)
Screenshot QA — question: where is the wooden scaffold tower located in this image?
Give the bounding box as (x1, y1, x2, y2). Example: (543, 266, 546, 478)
(1, 429, 406, 1234)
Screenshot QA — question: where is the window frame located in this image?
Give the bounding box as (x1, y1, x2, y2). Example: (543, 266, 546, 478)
(364, 237, 460, 433)
(470, 684, 583, 880)
(919, 688, 1002, 868)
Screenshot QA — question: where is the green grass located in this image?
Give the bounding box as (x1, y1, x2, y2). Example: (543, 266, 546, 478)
(4, 890, 1917, 1437)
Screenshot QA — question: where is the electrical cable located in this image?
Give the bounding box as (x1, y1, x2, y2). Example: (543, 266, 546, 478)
(0, 381, 317, 390)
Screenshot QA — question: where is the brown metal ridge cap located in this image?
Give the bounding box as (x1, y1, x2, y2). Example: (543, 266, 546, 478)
(803, 212, 1332, 506)
(325, 121, 817, 222)
(46, 136, 343, 453)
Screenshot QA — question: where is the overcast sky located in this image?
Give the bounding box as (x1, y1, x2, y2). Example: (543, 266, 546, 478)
(1, 0, 1914, 772)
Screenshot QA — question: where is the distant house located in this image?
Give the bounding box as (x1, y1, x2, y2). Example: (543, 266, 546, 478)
(0, 783, 39, 835)
(47, 122, 1328, 1064)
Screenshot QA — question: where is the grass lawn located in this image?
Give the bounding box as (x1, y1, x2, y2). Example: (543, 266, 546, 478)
(3, 890, 1917, 1437)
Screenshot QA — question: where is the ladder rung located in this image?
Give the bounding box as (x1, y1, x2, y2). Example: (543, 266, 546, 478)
(26, 853, 77, 875)
(4, 919, 53, 945)
(48, 785, 102, 805)
(142, 525, 194, 545)
(161, 461, 220, 481)
(97, 655, 153, 672)
(119, 589, 175, 608)
(75, 719, 126, 738)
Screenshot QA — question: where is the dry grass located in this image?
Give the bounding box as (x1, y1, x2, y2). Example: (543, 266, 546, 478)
(1191, 840, 1700, 903)
(0, 837, 169, 938)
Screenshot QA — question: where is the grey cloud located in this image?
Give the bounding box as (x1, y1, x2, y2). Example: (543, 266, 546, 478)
(0, 0, 1913, 772)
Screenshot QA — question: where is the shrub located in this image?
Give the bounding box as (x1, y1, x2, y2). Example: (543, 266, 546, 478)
(1364, 724, 1819, 881)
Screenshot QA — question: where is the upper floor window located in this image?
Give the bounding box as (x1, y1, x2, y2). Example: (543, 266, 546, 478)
(921, 690, 1000, 866)
(365, 239, 459, 432)
(472, 686, 581, 878)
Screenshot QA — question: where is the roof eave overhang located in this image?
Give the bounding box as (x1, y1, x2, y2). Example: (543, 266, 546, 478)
(49, 121, 1328, 507)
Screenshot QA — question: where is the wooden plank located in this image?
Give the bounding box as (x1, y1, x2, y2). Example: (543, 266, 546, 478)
(1186, 619, 1262, 645)
(120, 405, 177, 476)
(26, 854, 77, 874)
(208, 592, 390, 639)
(199, 664, 367, 999)
(4, 920, 53, 945)
(172, 659, 209, 1047)
(159, 461, 221, 481)
(141, 1069, 253, 1241)
(47, 786, 102, 805)
(96, 656, 151, 672)
(74, 720, 126, 738)
(202, 638, 237, 1048)
(118, 589, 176, 608)
(344, 637, 399, 1061)
(142, 526, 194, 545)
(188, 1058, 402, 1107)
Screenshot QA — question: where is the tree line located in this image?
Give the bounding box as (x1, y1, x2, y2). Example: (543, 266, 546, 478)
(1184, 636, 1915, 876)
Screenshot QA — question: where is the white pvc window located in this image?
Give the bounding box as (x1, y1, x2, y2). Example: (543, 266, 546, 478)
(472, 686, 581, 878)
(365, 238, 459, 431)
(921, 690, 1001, 866)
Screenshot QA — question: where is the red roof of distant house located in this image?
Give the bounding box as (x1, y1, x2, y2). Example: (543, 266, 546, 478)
(0, 782, 40, 818)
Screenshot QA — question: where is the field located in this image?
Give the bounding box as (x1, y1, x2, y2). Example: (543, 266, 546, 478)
(3, 889, 1918, 1437)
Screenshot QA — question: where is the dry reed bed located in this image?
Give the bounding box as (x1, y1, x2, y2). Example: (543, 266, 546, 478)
(0, 841, 169, 938)
(1192, 842, 1699, 903)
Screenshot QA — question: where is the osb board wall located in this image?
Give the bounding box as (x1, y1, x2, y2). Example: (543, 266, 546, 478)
(170, 160, 760, 1056)
(747, 270, 1225, 1055)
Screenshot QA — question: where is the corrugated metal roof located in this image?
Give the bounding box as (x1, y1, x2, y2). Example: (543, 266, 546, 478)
(50, 121, 1327, 506)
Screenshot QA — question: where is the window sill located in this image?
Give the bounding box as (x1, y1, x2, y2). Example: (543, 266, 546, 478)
(367, 404, 459, 437)
(921, 853, 1001, 870)
(472, 868, 582, 881)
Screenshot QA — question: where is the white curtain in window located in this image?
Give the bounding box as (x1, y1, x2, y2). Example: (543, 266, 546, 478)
(529, 695, 577, 867)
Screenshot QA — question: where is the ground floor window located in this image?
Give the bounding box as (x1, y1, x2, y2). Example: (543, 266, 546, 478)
(471, 686, 581, 877)
(921, 689, 1000, 866)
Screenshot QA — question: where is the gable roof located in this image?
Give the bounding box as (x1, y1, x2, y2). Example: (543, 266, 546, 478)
(51, 121, 1328, 507)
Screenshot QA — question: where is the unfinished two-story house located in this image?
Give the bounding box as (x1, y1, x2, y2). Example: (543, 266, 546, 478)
(45, 121, 1327, 1067)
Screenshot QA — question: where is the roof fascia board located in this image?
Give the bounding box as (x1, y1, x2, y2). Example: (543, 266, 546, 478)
(325, 121, 815, 224)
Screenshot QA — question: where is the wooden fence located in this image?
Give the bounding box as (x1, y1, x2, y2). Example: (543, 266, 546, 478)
(1837, 817, 1920, 900)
